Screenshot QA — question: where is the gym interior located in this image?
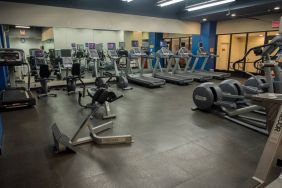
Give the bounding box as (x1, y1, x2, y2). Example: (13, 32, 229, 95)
(0, 0, 282, 187)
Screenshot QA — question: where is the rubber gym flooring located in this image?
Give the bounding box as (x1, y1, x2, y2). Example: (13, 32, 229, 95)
(0, 81, 267, 188)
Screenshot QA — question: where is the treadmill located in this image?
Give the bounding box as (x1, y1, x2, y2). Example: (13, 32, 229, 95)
(127, 47, 166, 88)
(172, 47, 212, 82)
(0, 48, 36, 110)
(192, 43, 231, 80)
(153, 47, 193, 85)
(88, 48, 100, 77)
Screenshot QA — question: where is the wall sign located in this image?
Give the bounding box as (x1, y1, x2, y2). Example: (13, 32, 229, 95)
(272, 21, 280, 28)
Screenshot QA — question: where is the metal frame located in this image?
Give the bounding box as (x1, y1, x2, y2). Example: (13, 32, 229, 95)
(52, 109, 133, 153)
(241, 93, 282, 187)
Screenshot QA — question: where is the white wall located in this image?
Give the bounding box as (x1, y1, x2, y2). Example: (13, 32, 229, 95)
(0, 1, 200, 34)
(10, 38, 42, 56)
(53, 28, 124, 49)
(217, 14, 281, 34)
(93, 30, 124, 49)
(42, 40, 55, 52)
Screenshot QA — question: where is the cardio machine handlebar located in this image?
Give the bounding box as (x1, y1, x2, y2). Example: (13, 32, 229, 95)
(232, 43, 273, 72)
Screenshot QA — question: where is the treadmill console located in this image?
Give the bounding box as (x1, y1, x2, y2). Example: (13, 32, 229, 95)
(89, 49, 100, 59)
(34, 49, 46, 65)
(60, 49, 73, 68)
(157, 47, 174, 58)
(108, 50, 119, 59)
(129, 47, 147, 58)
(117, 49, 128, 57)
(177, 47, 191, 58)
(34, 50, 44, 58)
(0, 49, 25, 66)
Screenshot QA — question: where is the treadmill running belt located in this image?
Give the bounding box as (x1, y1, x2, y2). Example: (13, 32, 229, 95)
(139, 76, 160, 82)
(2, 90, 29, 104)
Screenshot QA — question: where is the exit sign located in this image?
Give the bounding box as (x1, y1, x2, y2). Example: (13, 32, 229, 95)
(272, 21, 280, 28)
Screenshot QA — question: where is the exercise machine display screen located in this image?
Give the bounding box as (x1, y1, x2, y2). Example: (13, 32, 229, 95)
(61, 49, 72, 58)
(132, 40, 139, 48)
(160, 41, 168, 48)
(119, 42, 125, 49)
(0, 52, 20, 61)
(107, 43, 116, 50)
(89, 43, 96, 49)
(35, 50, 44, 58)
(55, 50, 61, 58)
(142, 41, 149, 48)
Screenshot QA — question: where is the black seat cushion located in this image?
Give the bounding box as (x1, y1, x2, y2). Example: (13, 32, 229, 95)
(39, 64, 51, 78)
(72, 63, 81, 76)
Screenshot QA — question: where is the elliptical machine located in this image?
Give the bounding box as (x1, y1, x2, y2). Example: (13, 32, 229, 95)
(107, 43, 132, 90)
(192, 81, 268, 134)
(192, 32, 282, 135)
(233, 34, 282, 94)
(60, 49, 85, 95)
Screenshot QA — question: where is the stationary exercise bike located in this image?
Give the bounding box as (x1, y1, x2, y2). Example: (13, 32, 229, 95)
(36, 64, 57, 99)
(107, 43, 132, 90)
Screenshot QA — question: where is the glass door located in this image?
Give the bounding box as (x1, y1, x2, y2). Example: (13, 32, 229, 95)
(171, 38, 180, 53)
(229, 33, 247, 71)
(245, 32, 265, 73)
(216, 35, 230, 71)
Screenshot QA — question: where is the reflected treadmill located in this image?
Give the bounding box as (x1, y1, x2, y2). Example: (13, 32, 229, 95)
(153, 47, 193, 85)
(127, 47, 165, 88)
(172, 47, 212, 82)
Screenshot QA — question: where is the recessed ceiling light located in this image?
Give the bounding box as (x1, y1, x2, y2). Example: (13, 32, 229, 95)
(274, 6, 280, 10)
(231, 13, 236, 17)
(276, 33, 279, 36)
(15, 25, 30, 29)
(157, 0, 185, 7)
(202, 18, 207, 22)
(259, 34, 263, 37)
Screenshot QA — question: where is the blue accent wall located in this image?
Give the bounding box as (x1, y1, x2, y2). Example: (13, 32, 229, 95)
(148, 32, 163, 67)
(200, 21, 217, 70)
(191, 35, 201, 70)
(191, 22, 217, 71)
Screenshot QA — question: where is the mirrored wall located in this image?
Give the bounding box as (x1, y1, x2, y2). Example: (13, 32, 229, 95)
(2, 24, 192, 88)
